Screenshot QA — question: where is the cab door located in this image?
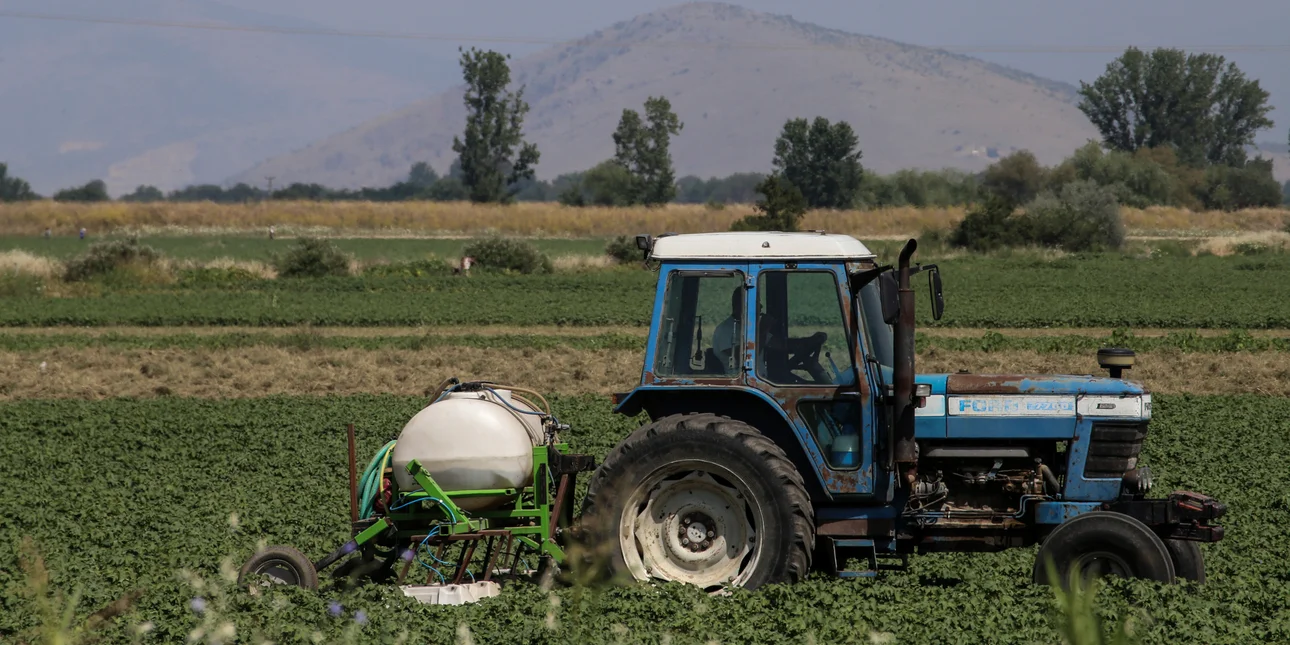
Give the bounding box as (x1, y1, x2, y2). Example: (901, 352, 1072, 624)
(746, 262, 875, 497)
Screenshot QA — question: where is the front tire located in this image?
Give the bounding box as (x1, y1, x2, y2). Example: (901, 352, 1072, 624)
(238, 545, 319, 590)
(580, 413, 814, 592)
(1165, 539, 1206, 583)
(1033, 511, 1175, 587)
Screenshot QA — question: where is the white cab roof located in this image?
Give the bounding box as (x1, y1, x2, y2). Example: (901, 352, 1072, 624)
(649, 231, 875, 261)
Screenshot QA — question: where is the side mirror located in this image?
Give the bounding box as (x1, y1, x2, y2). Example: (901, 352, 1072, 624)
(879, 273, 899, 325)
(928, 268, 945, 321)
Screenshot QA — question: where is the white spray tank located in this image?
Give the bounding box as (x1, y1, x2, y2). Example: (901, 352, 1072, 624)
(390, 387, 547, 512)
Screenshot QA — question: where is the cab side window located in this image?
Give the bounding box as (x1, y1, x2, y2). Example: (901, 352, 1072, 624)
(654, 272, 745, 377)
(755, 270, 854, 386)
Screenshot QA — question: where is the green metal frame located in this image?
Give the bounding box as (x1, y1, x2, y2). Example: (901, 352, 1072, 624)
(349, 443, 574, 564)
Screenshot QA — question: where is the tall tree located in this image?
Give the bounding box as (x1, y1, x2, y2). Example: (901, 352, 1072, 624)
(772, 117, 864, 209)
(451, 47, 540, 204)
(612, 96, 684, 206)
(0, 163, 38, 202)
(1078, 47, 1274, 167)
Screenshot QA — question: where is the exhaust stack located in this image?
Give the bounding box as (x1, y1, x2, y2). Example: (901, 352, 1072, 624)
(892, 239, 918, 486)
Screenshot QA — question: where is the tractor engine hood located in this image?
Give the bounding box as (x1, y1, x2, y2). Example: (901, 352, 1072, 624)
(936, 373, 1147, 397)
(912, 373, 1151, 439)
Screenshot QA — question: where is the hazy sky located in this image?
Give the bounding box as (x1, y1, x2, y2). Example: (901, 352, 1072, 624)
(10, 0, 1289, 132)
(200, 0, 1290, 141)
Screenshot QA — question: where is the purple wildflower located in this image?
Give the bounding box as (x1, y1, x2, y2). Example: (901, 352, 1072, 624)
(328, 601, 344, 617)
(354, 610, 368, 625)
(190, 597, 206, 614)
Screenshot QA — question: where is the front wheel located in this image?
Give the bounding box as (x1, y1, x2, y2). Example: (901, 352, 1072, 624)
(579, 413, 814, 592)
(1165, 538, 1206, 583)
(1033, 511, 1175, 587)
(238, 545, 319, 590)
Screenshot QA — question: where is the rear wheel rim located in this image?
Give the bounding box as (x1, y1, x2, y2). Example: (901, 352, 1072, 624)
(618, 460, 762, 592)
(251, 558, 304, 586)
(1073, 550, 1134, 580)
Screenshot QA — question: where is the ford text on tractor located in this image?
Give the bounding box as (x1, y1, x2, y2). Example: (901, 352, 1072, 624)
(237, 232, 1226, 602)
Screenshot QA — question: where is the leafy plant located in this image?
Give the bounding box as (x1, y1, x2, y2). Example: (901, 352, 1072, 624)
(63, 238, 163, 282)
(603, 236, 640, 264)
(273, 237, 351, 278)
(462, 236, 553, 274)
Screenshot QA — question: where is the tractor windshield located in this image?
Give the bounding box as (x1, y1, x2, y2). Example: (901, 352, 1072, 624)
(857, 280, 895, 385)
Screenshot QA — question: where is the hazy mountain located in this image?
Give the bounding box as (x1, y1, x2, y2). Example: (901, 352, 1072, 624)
(232, 2, 1106, 189)
(0, 0, 455, 196)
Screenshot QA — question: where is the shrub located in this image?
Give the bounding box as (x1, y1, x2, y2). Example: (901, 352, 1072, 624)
(63, 238, 162, 282)
(1197, 158, 1284, 211)
(273, 237, 351, 278)
(981, 150, 1048, 205)
(462, 237, 552, 274)
(731, 173, 807, 232)
(53, 179, 110, 203)
(605, 236, 640, 264)
(947, 194, 1033, 251)
(1026, 180, 1125, 252)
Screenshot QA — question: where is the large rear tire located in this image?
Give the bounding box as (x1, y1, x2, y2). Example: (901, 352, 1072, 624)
(1033, 511, 1175, 587)
(580, 413, 814, 592)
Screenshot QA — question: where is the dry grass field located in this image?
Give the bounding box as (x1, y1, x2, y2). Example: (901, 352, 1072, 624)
(2, 201, 1287, 238)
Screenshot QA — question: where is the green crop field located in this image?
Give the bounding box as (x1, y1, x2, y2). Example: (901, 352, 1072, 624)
(1, 394, 1286, 644)
(6, 254, 1290, 328)
(0, 235, 610, 263)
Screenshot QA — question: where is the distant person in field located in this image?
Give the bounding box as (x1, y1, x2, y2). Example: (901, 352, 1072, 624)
(43, 228, 51, 240)
(453, 256, 475, 277)
(79, 227, 86, 240)
(269, 226, 276, 240)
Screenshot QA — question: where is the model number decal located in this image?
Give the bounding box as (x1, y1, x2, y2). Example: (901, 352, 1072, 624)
(949, 396, 1077, 416)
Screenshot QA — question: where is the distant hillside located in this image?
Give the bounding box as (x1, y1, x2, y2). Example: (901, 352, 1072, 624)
(232, 2, 1103, 189)
(0, 0, 452, 196)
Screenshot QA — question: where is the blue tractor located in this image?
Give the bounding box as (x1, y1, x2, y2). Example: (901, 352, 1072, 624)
(578, 232, 1225, 591)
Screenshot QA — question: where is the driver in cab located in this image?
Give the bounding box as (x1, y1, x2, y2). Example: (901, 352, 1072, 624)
(713, 288, 832, 384)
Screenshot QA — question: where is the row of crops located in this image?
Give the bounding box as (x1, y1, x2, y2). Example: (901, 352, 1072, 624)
(5, 254, 1290, 328)
(2, 394, 1288, 643)
(0, 328, 1287, 353)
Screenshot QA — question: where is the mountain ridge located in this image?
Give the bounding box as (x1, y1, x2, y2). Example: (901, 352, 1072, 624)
(230, 1, 1104, 189)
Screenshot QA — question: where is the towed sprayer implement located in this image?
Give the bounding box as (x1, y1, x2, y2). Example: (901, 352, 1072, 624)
(237, 379, 595, 605)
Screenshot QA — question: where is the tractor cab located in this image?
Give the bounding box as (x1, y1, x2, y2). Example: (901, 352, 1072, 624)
(588, 231, 1225, 591)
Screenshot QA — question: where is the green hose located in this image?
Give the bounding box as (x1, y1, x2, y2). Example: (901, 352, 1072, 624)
(358, 440, 397, 519)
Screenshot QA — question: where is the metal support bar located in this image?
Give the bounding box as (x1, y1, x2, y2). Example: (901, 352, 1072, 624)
(347, 424, 359, 526)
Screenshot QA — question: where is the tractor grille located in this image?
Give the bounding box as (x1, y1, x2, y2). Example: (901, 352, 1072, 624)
(1084, 422, 1147, 479)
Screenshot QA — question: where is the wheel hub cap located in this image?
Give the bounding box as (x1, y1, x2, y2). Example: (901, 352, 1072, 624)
(619, 464, 761, 591)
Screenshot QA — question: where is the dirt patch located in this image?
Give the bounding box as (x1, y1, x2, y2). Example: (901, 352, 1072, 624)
(3, 347, 1289, 400)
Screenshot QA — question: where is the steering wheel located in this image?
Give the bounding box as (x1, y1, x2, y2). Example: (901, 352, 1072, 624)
(784, 332, 828, 380)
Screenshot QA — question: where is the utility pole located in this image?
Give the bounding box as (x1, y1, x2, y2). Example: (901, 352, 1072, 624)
(265, 176, 275, 197)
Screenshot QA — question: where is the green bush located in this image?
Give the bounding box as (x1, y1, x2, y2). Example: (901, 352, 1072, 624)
(1197, 158, 1284, 211)
(731, 173, 808, 231)
(947, 194, 1033, 251)
(273, 237, 351, 278)
(1026, 180, 1126, 252)
(604, 236, 640, 264)
(462, 236, 553, 274)
(981, 150, 1049, 205)
(949, 181, 1124, 253)
(63, 238, 162, 282)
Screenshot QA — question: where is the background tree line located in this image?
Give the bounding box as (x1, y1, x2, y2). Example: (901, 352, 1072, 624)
(3, 45, 1289, 214)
